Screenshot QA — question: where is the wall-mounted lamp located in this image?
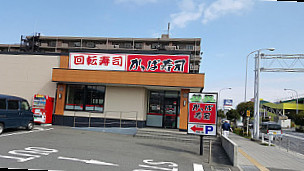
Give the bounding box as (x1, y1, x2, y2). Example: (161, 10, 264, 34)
(58, 93, 62, 99)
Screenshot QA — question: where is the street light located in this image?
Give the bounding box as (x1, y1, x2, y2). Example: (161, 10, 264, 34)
(284, 88, 298, 114)
(245, 48, 275, 140)
(244, 48, 275, 102)
(218, 87, 232, 111)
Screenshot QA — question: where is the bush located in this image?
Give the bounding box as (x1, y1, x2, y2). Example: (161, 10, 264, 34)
(233, 128, 243, 136)
(233, 127, 251, 138)
(294, 112, 304, 126)
(291, 121, 295, 128)
(296, 126, 304, 133)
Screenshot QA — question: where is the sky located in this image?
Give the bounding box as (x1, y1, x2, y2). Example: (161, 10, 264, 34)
(0, 0, 304, 108)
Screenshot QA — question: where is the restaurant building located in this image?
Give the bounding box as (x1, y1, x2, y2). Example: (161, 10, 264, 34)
(0, 34, 205, 130)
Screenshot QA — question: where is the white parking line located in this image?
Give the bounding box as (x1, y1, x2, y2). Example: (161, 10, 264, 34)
(0, 128, 53, 138)
(193, 163, 204, 171)
(284, 134, 304, 141)
(58, 156, 119, 166)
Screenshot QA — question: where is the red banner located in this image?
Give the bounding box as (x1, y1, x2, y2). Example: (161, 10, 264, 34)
(126, 54, 189, 73)
(188, 103, 216, 124)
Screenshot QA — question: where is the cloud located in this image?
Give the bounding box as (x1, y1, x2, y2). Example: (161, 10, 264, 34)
(114, 0, 157, 5)
(170, 0, 205, 28)
(170, 0, 255, 28)
(202, 0, 254, 24)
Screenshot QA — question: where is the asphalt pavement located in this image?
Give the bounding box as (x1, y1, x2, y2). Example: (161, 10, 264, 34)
(0, 125, 237, 171)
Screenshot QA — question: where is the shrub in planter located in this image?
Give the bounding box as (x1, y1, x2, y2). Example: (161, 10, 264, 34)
(296, 126, 304, 133)
(233, 128, 243, 136)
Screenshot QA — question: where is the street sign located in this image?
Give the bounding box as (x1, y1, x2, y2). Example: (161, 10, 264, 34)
(188, 92, 217, 136)
(187, 124, 216, 135)
(247, 110, 250, 117)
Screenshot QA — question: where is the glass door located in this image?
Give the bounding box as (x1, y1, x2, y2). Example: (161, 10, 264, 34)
(163, 91, 179, 129)
(147, 91, 179, 128)
(146, 91, 164, 127)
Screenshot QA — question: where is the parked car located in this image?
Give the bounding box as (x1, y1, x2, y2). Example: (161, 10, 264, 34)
(260, 122, 282, 139)
(0, 94, 34, 134)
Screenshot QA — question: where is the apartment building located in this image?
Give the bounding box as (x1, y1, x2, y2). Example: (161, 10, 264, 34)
(0, 34, 201, 73)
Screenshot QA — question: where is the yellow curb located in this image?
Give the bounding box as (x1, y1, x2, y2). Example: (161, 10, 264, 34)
(238, 148, 269, 171)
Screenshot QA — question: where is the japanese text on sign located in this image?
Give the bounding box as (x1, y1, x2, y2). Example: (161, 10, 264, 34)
(70, 53, 126, 71)
(188, 93, 218, 136)
(69, 53, 189, 73)
(127, 54, 189, 73)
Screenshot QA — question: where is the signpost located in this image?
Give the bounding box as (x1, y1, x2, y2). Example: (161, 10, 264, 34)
(246, 110, 250, 136)
(188, 92, 218, 155)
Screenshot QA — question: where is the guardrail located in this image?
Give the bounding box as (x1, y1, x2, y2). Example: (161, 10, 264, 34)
(72, 111, 138, 128)
(272, 135, 304, 155)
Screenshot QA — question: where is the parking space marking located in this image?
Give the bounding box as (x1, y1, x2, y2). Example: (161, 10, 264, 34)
(193, 163, 204, 171)
(0, 147, 58, 162)
(0, 128, 53, 138)
(58, 156, 119, 166)
(134, 159, 178, 171)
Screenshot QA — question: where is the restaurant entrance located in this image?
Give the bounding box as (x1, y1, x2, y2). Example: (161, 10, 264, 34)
(146, 91, 180, 128)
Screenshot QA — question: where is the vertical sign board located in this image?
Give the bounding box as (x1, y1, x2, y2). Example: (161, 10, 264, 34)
(188, 93, 218, 136)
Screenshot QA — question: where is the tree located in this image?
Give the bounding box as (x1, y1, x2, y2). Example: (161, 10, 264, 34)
(226, 109, 240, 121)
(294, 111, 304, 126)
(217, 109, 225, 119)
(236, 101, 254, 118)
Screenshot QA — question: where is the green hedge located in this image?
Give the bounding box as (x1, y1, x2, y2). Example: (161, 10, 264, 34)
(233, 127, 251, 138)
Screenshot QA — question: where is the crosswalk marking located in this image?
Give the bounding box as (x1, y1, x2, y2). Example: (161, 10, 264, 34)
(193, 163, 204, 171)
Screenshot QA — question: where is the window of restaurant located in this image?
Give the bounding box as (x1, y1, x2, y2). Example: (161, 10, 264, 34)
(146, 91, 180, 128)
(65, 85, 105, 112)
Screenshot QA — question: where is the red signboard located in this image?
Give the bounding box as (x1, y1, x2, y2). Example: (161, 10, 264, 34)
(188, 93, 218, 136)
(188, 103, 216, 124)
(69, 53, 189, 73)
(126, 54, 189, 73)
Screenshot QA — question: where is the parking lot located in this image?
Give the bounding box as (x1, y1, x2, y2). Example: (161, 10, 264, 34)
(0, 125, 210, 171)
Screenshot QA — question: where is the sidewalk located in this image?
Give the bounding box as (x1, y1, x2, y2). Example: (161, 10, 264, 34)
(229, 133, 304, 171)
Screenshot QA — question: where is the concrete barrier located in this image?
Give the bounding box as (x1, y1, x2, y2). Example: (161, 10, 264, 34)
(221, 135, 238, 166)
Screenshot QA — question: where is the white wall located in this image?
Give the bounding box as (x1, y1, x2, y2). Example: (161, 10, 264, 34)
(105, 86, 147, 121)
(64, 86, 148, 121)
(0, 54, 59, 103)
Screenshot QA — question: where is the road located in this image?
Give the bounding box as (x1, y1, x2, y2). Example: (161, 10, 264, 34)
(0, 125, 215, 171)
(273, 129, 304, 155)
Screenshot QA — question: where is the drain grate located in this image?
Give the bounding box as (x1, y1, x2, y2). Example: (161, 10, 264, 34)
(211, 166, 231, 171)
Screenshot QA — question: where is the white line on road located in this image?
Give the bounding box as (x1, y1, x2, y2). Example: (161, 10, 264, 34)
(284, 134, 304, 141)
(193, 163, 204, 171)
(58, 156, 119, 166)
(0, 128, 54, 138)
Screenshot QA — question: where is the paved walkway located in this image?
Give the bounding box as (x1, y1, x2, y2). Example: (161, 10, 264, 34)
(228, 133, 304, 171)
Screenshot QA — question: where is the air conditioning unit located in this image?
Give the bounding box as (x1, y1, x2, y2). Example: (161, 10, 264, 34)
(114, 44, 119, 48)
(176, 46, 180, 49)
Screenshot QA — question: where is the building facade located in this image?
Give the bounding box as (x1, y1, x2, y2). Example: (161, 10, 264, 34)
(1, 34, 201, 73)
(0, 34, 204, 130)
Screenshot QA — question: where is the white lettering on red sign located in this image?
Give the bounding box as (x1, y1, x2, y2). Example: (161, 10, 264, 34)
(70, 53, 126, 71)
